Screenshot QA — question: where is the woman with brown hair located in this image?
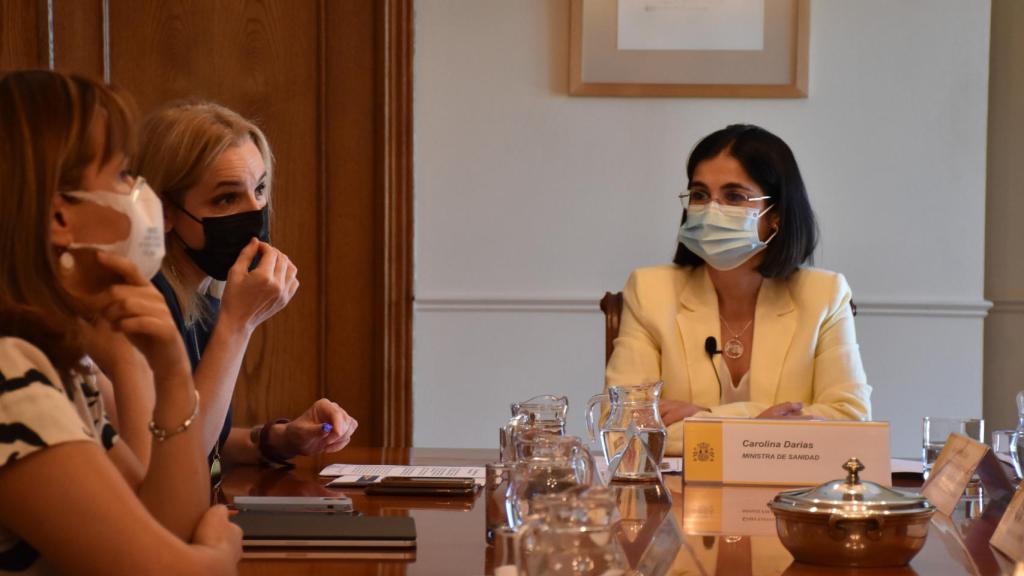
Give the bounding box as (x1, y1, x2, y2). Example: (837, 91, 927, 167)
(131, 101, 357, 469)
(0, 70, 240, 574)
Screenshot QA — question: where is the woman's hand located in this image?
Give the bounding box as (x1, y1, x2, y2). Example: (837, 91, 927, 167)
(219, 239, 299, 334)
(277, 399, 359, 457)
(78, 316, 136, 369)
(80, 315, 157, 471)
(79, 313, 154, 395)
(92, 251, 190, 381)
(659, 400, 709, 425)
(757, 402, 814, 420)
(192, 505, 243, 567)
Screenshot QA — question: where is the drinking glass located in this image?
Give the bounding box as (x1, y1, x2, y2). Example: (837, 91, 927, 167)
(993, 429, 1015, 462)
(490, 527, 518, 576)
(1012, 391, 1024, 481)
(485, 461, 515, 544)
(921, 417, 984, 479)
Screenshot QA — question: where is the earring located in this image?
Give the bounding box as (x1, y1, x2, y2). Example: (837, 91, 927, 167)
(59, 251, 75, 271)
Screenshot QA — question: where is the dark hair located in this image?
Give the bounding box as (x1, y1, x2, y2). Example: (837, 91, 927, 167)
(0, 70, 137, 377)
(673, 124, 818, 278)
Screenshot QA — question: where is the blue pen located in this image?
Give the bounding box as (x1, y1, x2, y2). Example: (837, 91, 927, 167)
(322, 423, 333, 434)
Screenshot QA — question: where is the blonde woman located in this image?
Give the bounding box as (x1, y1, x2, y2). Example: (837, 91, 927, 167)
(0, 70, 240, 574)
(130, 101, 357, 468)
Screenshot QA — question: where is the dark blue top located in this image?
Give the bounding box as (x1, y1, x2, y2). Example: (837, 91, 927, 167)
(152, 272, 233, 462)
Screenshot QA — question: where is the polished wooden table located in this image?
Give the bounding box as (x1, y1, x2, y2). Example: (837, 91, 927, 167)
(223, 447, 1019, 576)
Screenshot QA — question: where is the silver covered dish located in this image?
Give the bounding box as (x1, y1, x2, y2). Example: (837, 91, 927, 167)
(768, 457, 935, 567)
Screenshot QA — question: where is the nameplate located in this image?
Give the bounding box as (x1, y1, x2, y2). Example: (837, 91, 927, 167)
(682, 485, 779, 536)
(683, 418, 891, 486)
(990, 481, 1024, 562)
(922, 433, 1015, 517)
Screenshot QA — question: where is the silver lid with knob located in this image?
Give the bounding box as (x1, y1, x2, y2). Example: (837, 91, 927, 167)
(769, 457, 935, 517)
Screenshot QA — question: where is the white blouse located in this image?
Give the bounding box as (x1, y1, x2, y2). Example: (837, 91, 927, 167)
(716, 356, 751, 405)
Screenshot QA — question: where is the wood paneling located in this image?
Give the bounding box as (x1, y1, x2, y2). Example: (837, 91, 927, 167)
(108, 0, 325, 428)
(320, 0, 415, 446)
(1, 0, 414, 446)
(323, 0, 380, 445)
(0, 0, 46, 70)
(377, 0, 414, 447)
(53, 0, 102, 76)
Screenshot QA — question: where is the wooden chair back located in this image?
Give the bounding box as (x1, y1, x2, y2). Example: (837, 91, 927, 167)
(600, 292, 624, 365)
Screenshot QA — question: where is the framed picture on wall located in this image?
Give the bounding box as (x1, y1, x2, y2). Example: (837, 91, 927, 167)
(569, 0, 810, 98)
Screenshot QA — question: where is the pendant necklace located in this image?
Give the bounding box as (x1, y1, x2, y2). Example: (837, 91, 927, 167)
(719, 316, 753, 360)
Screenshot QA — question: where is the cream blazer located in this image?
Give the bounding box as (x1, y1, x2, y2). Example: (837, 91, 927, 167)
(605, 265, 871, 456)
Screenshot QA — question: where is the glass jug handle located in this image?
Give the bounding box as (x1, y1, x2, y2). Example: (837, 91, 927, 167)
(573, 442, 598, 486)
(501, 414, 529, 463)
(585, 393, 607, 444)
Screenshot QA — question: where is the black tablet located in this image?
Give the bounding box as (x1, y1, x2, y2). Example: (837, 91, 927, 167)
(231, 510, 416, 549)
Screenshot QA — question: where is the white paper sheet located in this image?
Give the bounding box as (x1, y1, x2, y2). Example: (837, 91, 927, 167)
(890, 457, 924, 475)
(617, 0, 765, 51)
(320, 463, 486, 486)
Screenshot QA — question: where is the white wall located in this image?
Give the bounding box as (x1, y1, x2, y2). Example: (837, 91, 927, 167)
(413, 0, 992, 457)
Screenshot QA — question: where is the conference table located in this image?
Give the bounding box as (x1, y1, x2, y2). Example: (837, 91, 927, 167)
(224, 447, 1018, 576)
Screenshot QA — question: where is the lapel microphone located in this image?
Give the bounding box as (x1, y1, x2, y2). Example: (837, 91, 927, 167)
(705, 336, 725, 403)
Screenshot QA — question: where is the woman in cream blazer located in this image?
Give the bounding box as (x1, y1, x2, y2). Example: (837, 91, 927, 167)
(605, 125, 870, 455)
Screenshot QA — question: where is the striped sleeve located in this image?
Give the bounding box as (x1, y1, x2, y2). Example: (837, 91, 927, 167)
(0, 338, 96, 468)
(79, 366, 118, 451)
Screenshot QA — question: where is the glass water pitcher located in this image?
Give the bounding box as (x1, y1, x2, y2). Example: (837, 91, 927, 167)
(500, 395, 569, 462)
(515, 486, 629, 576)
(509, 435, 597, 527)
(586, 382, 667, 482)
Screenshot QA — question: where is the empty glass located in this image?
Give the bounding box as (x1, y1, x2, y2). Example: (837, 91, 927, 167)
(922, 417, 984, 479)
(1011, 391, 1024, 480)
(993, 430, 1015, 462)
(585, 382, 667, 482)
(486, 461, 516, 544)
(490, 526, 518, 576)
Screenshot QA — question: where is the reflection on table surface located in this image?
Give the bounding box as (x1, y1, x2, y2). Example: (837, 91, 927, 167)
(225, 447, 1018, 576)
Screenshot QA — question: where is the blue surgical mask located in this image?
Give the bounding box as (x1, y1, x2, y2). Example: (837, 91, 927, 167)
(678, 202, 776, 271)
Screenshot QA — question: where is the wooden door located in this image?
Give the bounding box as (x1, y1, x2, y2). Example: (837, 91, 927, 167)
(0, 0, 413, 447)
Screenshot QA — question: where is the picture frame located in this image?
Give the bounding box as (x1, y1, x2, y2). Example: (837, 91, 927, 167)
(569, 0, 810, 98)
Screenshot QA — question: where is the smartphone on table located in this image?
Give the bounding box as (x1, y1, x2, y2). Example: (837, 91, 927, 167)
(232, 495, 354, 513)
(364, 476, 477, 497)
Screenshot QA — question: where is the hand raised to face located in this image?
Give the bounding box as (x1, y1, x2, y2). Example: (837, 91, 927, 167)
(218, 239, 299, 334)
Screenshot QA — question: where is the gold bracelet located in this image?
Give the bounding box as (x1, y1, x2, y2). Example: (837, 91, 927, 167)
(148, 390, 201, 442)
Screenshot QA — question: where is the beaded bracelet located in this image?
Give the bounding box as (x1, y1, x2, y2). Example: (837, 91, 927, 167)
(148, 389, 200, 442)
(258, 418, 296, 466)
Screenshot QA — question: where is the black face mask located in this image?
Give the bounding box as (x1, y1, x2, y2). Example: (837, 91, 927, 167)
(175, 205, 269, 281)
